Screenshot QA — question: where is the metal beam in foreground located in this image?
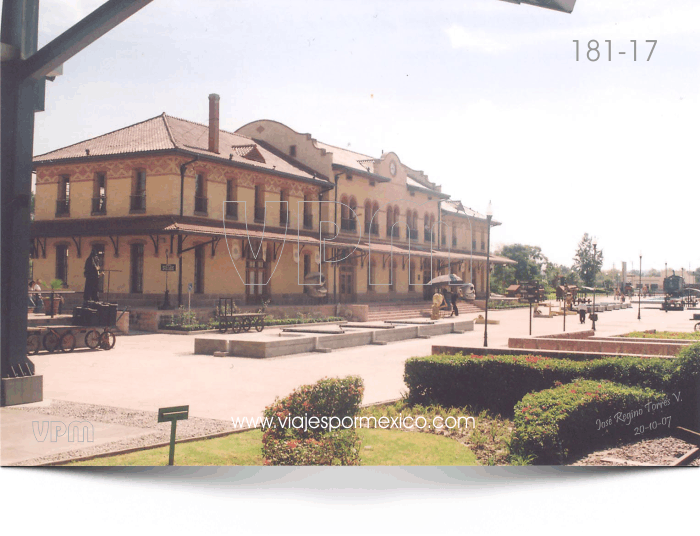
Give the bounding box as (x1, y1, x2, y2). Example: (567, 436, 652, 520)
(499, 0, 577, 13)
(1, 0, 154, 406)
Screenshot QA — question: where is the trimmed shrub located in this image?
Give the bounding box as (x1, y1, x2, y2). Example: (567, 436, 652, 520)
(510, 380, 673, 464)
(262, 430, 361, 466)
(262, 376, 364, 466)
(668, 343, 700, 427)
(404, 353, 675, 414)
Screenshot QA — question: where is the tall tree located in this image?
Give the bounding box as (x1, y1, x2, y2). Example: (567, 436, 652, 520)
(546, 262, 582, 288)
(491, 244, 548, 293)
(573, 233, 603, 287)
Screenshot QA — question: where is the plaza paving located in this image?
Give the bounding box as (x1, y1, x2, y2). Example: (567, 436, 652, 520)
(2, 300, 696, 465)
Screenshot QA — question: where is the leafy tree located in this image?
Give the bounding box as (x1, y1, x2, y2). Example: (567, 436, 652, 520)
(491, 244, 548, 293)
(573, 233, 603, 287)
(546, 263, 582, 288)
(647, 268, 661, 277)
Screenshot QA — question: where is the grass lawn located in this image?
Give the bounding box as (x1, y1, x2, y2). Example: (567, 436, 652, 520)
(67, 428, 478, 467)
(625, 331, 700, 340)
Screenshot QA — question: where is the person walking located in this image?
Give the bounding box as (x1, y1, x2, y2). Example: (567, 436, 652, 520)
(442, 288, 452, 317)
(578, 303, 587, 324)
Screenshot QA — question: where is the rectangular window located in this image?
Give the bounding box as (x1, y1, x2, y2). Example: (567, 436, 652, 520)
(55, 245, 68, 286)
(226, 179, 238, 219)
(289, 145, 296, 158)
(303, 254, 311, 277)
(194, 173, 207, 214)
(130, 243, 144, 293)
(279, 190, 289, 225)
(254, 185, 265, 223)
(56, 176, 70, 216)
(92, 173, 107, 214)
(303, 194, 313, 229)
(131, 170, 146, 212)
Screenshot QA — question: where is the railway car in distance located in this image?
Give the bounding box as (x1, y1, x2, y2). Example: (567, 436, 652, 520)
(662, 273, 685, 311)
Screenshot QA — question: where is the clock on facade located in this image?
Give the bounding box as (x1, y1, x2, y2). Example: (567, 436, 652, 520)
(390, 161, 397, 177)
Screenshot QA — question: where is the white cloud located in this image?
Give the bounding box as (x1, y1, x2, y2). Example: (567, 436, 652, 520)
(444, 25, 509, 53)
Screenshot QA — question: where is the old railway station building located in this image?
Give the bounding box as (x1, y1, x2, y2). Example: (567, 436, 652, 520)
(31, 95, 514, 313)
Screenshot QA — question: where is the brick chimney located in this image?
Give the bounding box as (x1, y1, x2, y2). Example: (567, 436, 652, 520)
(208, 93, 220, 153)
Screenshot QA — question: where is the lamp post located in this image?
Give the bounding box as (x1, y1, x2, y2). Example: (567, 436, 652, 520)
(483, 202, 493, 347)
(638, 252, 642, 320)
(591, 238, 597, 331)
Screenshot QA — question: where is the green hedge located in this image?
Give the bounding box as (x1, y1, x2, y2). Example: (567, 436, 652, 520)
(510, 380, 672, 463)
(261, 376, 364, 466)
(667, 343, 700, 428)
(404, 353, 676, 415)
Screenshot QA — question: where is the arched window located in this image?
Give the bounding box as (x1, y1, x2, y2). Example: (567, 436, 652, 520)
(386, 205, 394, 237)
(349, 196, 357, 231)
(424, 213, 430, 241)
(364, 200, 372, 233)
(393, 206, 400, 238)
(340, 195, 354, 231)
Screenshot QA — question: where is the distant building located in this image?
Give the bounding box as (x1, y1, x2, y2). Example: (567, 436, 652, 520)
(31, 95, 514, 309)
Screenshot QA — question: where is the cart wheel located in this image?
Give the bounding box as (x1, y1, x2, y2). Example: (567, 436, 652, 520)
(27, 333, 41, 355)
(218, 319, 228, 333)
(232, 319, 241, 334)
(695, 322, 700, 333)
(100, 330, 116, 350)
(255, 317, 264, 332)
(59, 331, 76, 352)
(242, 317, 252, 332)
(85, 330, 101, 349)
(42, 330, 60, 353)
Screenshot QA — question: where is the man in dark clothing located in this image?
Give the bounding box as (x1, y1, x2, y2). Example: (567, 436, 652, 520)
(441, 288, 452, 316)
(83, 250, 101, 303)
(450, 288, 460, 317)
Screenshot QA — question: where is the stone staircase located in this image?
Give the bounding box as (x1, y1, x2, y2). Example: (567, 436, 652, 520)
(366, 301, 482, 322)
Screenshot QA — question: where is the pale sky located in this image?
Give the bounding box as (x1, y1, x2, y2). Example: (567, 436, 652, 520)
(31, 0, 700, 272)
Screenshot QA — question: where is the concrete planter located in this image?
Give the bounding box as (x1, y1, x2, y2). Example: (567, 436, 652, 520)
(1, 375, 43, 406)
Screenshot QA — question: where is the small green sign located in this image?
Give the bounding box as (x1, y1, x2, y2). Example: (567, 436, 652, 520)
(158, 405, 189, 465)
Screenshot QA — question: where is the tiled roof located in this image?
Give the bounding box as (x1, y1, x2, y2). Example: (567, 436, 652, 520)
(441, 200, 503, 227)
(442, 199, 486, 219)
(407, 176, 443, 195)
(315, 141, 377, 174)
(34, 114, 321, 182)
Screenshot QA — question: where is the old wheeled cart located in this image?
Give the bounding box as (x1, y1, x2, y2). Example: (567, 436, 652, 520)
(216, 298, 266, 334)
(26, 303, 125, 355)
(26, 324, 117, 354)
(693, 314, 700, 333)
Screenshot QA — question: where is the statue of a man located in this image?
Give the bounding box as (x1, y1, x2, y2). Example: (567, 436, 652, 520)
(83, 249, 101, 303)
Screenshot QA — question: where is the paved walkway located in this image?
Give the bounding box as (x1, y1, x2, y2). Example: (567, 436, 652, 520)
(2, 301, 696, 464)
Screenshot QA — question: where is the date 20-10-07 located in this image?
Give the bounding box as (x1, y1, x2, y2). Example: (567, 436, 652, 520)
(574, 40, 657, 62)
